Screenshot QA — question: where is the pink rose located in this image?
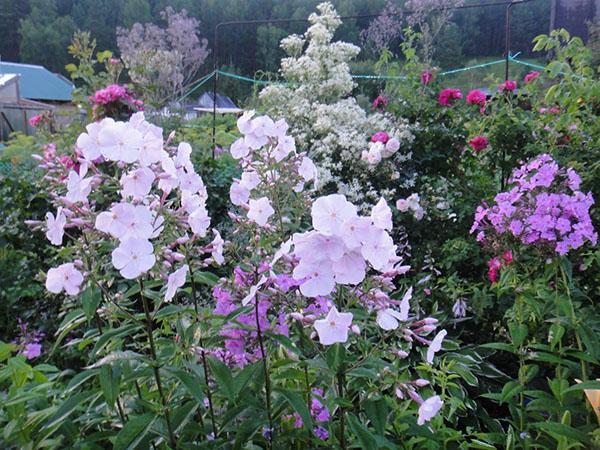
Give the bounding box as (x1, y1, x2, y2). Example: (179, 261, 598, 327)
(371, 131, 390, 144)
(524, 71, 540, 83)
(468, 136, 489, 152)
(466, 89, 486, 106)
(29, 114, 43, 127)
(421, 70, 433, 85)
(499, 80, 517, 92)
(438, 88, 462, 106)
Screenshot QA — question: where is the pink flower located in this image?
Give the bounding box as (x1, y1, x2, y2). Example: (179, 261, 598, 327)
(29, 114, 43, 127)
(438, 89, 462, 106)
(273, 135, 296, 162)
(65, 167, 93, 203)
(524, 71, 540, 83)
(372, 95, 389, 109)
(417, 395, 443, 425)
(247, 197, 274, 227)
(165, 264, 188, 302)
(293, 260, 336, 297)
(45, 207, 66, 245)
(421, 70, 433, 85)
(371, 197, 393, 230)
(230, 181, 250, 206)
(120, 167, 155, 199)
(211, 230, 225, 265)
(313, 305, 353, 345)
(98, 121, 142, 163)
(468, 136, 489, 152)
(426, 329, 447, 363)
(111, 238, 155, 279)
(312, 194, 357, 235)
(23, 343, 42, 359)
(466, 89, 486, 106)
(385, 138, 400, 154)
(299, 157, 318, 183)
(501, 250, 513, 264)
(188, 206, 211, 236)
(371, 131, 390, 144)
(46, 263, 84, 295)
(230, 138, 251, 159)
(499, 80, 517, 92)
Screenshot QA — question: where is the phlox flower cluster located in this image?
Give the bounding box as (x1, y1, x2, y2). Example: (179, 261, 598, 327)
(487, 250, 513, 283)
(291, 195, 400, 298)
(260, 2, 415, 209)
(471, 154, 597, 256)
(34, 112, 222, 303)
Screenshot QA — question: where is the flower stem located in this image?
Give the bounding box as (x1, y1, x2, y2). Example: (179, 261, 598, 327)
(254, 298, 274, 447)
(186, 258, 218, 438)
(337, 371, 346, 450)
(139, 279, 177, 449)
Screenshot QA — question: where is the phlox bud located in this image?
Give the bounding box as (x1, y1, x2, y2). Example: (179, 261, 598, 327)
(414, 379, 430, 387)
(395, 387, 405, 399)
(171, 252, 185, 262)
(395, 350, 409, 358)
(176, 235, 190, 245)
(73, 259, 84, 269)
(407, 387, 423, 405)
(351, 324, 361, 335)
(290, 312, 304, 322)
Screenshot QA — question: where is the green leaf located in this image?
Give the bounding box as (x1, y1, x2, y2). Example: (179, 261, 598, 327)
(43, 392, 92, 430)
(532, 421, 590, 445)
(114, 413, 158, 450)
(364, 398, 388, 435)
(65, 63, 77, 72)
(86, 351, 143, 369)
(193, 271, 219, 287)
(233, 362, 258, 396)
(326, 343, 346, 373)
(207, 357, 235, 400)
(347, 413, 377, 449)
(92, 324, 143, 357)
(508, 323, 528, 347)
(65, 369, 98, 393)
(276, 388, 313, 431)
(479, 343, 515, 353)
(564, 380, 600, 393)
(81, 285, 102, 321)
(99, 365, 119, 407)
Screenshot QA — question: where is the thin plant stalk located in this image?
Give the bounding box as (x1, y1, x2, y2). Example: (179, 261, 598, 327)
(254, 297, 274, 447)
(139, 279, 177, 448)
(186, 257, 219, 438)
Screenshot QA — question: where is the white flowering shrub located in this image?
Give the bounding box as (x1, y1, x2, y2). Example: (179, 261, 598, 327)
(260, 2, 416, 210)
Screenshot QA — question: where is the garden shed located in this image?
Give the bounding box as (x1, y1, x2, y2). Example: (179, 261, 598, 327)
(194, 91, 243, 115)
(0, 73, 54, 142)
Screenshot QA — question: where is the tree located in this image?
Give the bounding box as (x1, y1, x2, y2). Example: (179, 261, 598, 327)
(19, 0, 76, 73)
(117, 7, 210, 107)
(0, 0, 29, 61)
(122, 0, 151, 29)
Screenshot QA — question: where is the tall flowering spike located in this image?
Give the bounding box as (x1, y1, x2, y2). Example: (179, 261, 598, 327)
(313, 305, 353, 345)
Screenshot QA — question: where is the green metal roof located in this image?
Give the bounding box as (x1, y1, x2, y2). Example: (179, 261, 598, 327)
(0, 62, 73, 102)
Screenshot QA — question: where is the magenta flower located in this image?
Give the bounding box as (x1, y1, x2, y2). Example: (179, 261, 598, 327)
(438, 88, 462, 106)
(468, 136, 489, 152)
(524, 71, 540, 83)
(371, 131, 390, 144)
(466, 89, 486, 106)
(421, 70, 433, 85)
(371, 95, 389, 110)
(29, 114, 43, 127)
(499, 80, 517, 92)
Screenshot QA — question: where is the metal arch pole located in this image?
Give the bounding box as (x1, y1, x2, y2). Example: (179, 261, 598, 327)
(504, 1, 517, 81)
(212, 24, 220, 157)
